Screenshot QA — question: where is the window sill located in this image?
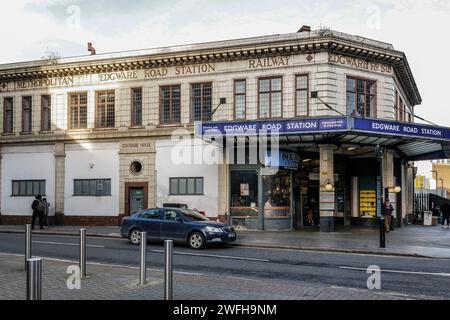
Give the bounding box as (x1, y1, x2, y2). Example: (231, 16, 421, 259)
(129, 126, 145, 130)
(39, 131, 54, 135)
(169, 194, 205, 197)
(1, 133, 16, 137)
(66, 129, 90, 133)
(72, 195, 112, 198)
(19, 132, 35, 136)
(92, 127, 118, 132)
(157, 124, 183, 129)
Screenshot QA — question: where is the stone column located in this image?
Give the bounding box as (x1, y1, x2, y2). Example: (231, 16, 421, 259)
(382, 150, 395, 191)
(54, 143, 66, 225)
(401, 162, 408, 226)
(319, 145, 335, 233)
(0, 147, 2, 224)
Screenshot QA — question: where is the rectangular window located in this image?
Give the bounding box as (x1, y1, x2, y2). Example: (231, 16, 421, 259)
(96, 91, 115, 128)
(191, 83, 212, 122)
(41, 95, 52, 131)
(395, 90, 399, 121)
(22, 96, 32, 133)
(68, 92, 88, 129)
(12, 180, 46, 197)
(73, 179, 112, 197)
(234, 80, 246, 120)
(296, 75, 309, 116)
(131, 88, 143, 126)
(3, 97, 14, 134)
(400, 99, 406, 122)
(160, 85, 181, 125)
(258, 77, 282, 119)
(346, 77, 376, 118)
(169, 177, 204, 196)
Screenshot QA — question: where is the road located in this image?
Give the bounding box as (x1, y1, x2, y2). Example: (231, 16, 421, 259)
(0, 232, 449, 299)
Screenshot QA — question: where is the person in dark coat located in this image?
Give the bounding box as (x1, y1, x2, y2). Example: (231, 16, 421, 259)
(382, 199, 394, 233)
(31, 195, 45, 230)
(441, 203, 450, 229)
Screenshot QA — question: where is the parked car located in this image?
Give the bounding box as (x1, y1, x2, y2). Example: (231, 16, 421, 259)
(120, 208, 237, 250)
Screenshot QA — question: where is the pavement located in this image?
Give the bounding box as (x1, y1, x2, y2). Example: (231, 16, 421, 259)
(1, 223, 450, 259)
(0, 252, 406, 300)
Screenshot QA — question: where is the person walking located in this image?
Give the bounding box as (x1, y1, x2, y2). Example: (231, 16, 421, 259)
(441, 203, 450, 229)
(382, 199, 394, 233)
(42, 198, 50, 228)
(31, 195, 45, 230)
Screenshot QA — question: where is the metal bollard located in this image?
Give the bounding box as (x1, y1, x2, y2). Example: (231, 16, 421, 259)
(26, 258, 42, 300)
(79, 229, 86, 278)
(379, 217, 386, 248)
(139, 232, 147, 285)
(25, 225, 32, 270)
(164, 240, 173, 300)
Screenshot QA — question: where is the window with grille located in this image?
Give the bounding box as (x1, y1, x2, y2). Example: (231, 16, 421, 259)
(161, 85, 181, 125)
(234, 80, 246, 120)
(131, 88, 143, 126)
(41, 95, 51, 131)
(22, 96, 32, 133)
(169, 177, 204, 196)
(258, 77, 282, 119)
(191, 83, 212, 122)
(12, 180, 46, 197)
(96, 91, 115, 128)
(296, 75, 309, 116)
(73, 179, 112, 197)
(3, 97, 13, 134)
(346, 77, 376, 118)
(68, 92, 88, 129)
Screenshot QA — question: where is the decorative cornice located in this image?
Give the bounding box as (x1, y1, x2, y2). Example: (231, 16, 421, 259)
(0, 31, 421, 106)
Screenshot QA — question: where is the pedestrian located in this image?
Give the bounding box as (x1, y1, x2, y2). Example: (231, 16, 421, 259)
(441, 203, 450, 229)
(42, 198, 50, 228)
(31, 195, 45, 230)
(382, 199, 394, 233)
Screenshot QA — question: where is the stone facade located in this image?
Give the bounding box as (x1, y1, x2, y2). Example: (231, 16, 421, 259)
(0, 28, 422, 226)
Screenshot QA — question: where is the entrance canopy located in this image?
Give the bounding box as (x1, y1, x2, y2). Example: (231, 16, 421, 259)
(196, 116, 450, 161)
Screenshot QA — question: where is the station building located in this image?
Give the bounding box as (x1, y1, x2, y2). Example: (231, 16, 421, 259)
(1, 26, 449, 231)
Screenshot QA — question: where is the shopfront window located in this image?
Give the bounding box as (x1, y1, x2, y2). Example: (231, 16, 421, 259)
(230, 170, 259, 227)
(263, 171, 291, 219)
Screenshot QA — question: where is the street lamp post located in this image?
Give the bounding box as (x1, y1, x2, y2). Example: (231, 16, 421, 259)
(376, 145, 386, 248)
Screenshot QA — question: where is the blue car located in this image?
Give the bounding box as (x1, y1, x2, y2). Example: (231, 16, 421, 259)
(120, 208, 237, 250)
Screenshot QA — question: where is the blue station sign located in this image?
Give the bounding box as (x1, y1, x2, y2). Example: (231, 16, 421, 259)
(199, 117, 348, 136)
(353, 118, 450, 141)
(197, 116, 450, 142)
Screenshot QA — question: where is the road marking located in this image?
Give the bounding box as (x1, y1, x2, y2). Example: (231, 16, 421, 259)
(339, 266, 450, 277)
(150, 249, 271, 262)
(32, 241, 105, 248)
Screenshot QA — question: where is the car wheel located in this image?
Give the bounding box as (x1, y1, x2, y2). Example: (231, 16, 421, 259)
(188, 232, 205, 250)
(129, 228, 142, 245)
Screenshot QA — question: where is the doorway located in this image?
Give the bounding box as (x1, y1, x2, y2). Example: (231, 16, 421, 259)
(125, 182, 148, 216)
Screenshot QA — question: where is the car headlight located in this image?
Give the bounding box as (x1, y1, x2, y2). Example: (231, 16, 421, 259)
(206, 226, 223, 233)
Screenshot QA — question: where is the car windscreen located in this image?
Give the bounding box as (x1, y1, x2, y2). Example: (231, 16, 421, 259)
(179, 209, 210, 222)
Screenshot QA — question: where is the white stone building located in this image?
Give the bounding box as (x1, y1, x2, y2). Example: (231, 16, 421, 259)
(0, 27, 449, 231)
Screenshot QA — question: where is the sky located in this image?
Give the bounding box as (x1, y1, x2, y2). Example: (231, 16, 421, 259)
(1, 0, 449, 126)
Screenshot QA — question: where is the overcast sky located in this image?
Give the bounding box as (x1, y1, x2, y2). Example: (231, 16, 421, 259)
(1, 0, 449, 126)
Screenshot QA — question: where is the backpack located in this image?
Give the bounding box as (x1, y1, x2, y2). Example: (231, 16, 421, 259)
(36, 200, 46, 212)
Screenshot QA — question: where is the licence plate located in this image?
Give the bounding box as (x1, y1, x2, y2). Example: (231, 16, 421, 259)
(228, 233, 236, 238)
